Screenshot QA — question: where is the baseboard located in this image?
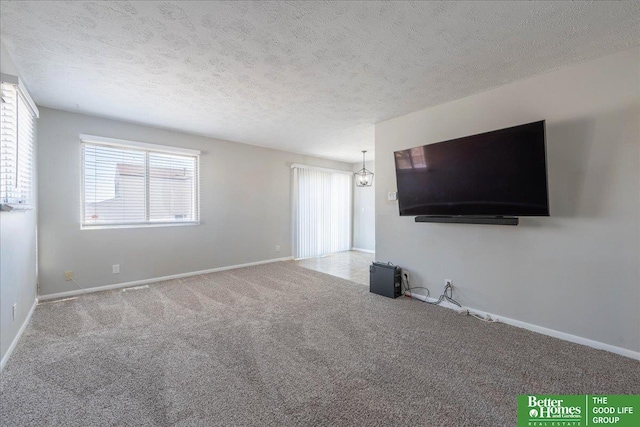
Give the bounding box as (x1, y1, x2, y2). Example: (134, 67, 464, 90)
(406, 291, 640, 361)
(1, 298, 38, 371)
(39, 256, 294, 301)
(351, 247, 375, 254)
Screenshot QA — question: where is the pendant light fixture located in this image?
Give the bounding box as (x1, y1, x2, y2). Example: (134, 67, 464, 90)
(354, 150, 374, 187)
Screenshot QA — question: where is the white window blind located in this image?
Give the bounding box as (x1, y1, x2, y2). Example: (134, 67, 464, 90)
(1, 75, 38, 211)
(81, 137, 199, 228)
(294, 166, 351, 259)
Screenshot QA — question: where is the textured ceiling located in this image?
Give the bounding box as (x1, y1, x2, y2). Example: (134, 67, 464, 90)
(1, 1, 639, 162)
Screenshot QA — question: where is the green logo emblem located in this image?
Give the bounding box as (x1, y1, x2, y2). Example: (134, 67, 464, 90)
(518, 395, 640, 426)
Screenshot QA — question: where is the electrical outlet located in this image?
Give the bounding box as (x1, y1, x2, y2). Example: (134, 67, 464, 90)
(64, 271, 74, 281)
(275, 245, 280, 252)
(112, 264, 120, 274)
(12, 303, 17, 321)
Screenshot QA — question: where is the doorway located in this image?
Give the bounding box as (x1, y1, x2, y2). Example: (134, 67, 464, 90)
(293, 166, 351, 259)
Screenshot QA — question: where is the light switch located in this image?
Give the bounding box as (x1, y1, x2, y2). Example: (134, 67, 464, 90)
(388, 191, 397, 201)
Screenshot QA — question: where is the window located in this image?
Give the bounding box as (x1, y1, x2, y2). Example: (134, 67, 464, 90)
(81, 135, 200, 228)
(1, 74, 38, 211)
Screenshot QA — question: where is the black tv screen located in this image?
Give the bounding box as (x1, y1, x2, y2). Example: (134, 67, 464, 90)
(394, 120, 549, 217)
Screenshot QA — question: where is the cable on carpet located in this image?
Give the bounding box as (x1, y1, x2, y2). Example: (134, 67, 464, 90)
(426, 282, 461, 308)
(402, 273, 496, 323)
(401, 272, 431, 298)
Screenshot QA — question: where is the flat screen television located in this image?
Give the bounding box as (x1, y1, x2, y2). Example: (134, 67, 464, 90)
(394, 120, 549, 217)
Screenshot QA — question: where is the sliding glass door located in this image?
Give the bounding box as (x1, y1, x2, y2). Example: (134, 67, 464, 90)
(293, 166, 352, 259)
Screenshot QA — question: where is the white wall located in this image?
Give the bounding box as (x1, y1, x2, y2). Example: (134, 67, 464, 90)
(375, 48, 640, 353)
(352, 160, 375, 252)
(37, 108, 353, 296)
(0, 41, 38, 366)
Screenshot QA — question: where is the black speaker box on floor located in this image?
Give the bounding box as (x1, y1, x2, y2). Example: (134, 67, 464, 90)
(369, 262, 401, 298)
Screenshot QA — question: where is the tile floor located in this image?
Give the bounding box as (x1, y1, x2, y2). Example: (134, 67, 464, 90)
(294, 250, 374, 285)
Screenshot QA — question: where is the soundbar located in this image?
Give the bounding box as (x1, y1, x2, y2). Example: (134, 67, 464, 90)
(415, 216, 519, 226)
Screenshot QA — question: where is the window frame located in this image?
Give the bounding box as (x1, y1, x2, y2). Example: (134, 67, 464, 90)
(80, 135, 201, 230)
(0, 73, 39, 212)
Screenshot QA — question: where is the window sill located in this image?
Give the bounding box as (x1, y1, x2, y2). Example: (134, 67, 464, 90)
(1, 203, 34, 212)
(81, 221, 200, 231)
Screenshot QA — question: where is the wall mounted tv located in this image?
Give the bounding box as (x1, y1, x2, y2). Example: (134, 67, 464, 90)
(394, 120, 549, 219)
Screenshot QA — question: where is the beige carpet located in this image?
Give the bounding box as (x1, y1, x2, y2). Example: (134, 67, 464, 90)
(1, 261, 638, 426)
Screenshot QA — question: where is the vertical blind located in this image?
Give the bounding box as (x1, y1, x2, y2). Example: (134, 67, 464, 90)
(1, 80, 36, 208)
(82, 140, 199, 227)
(294, 166, 351, 259)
